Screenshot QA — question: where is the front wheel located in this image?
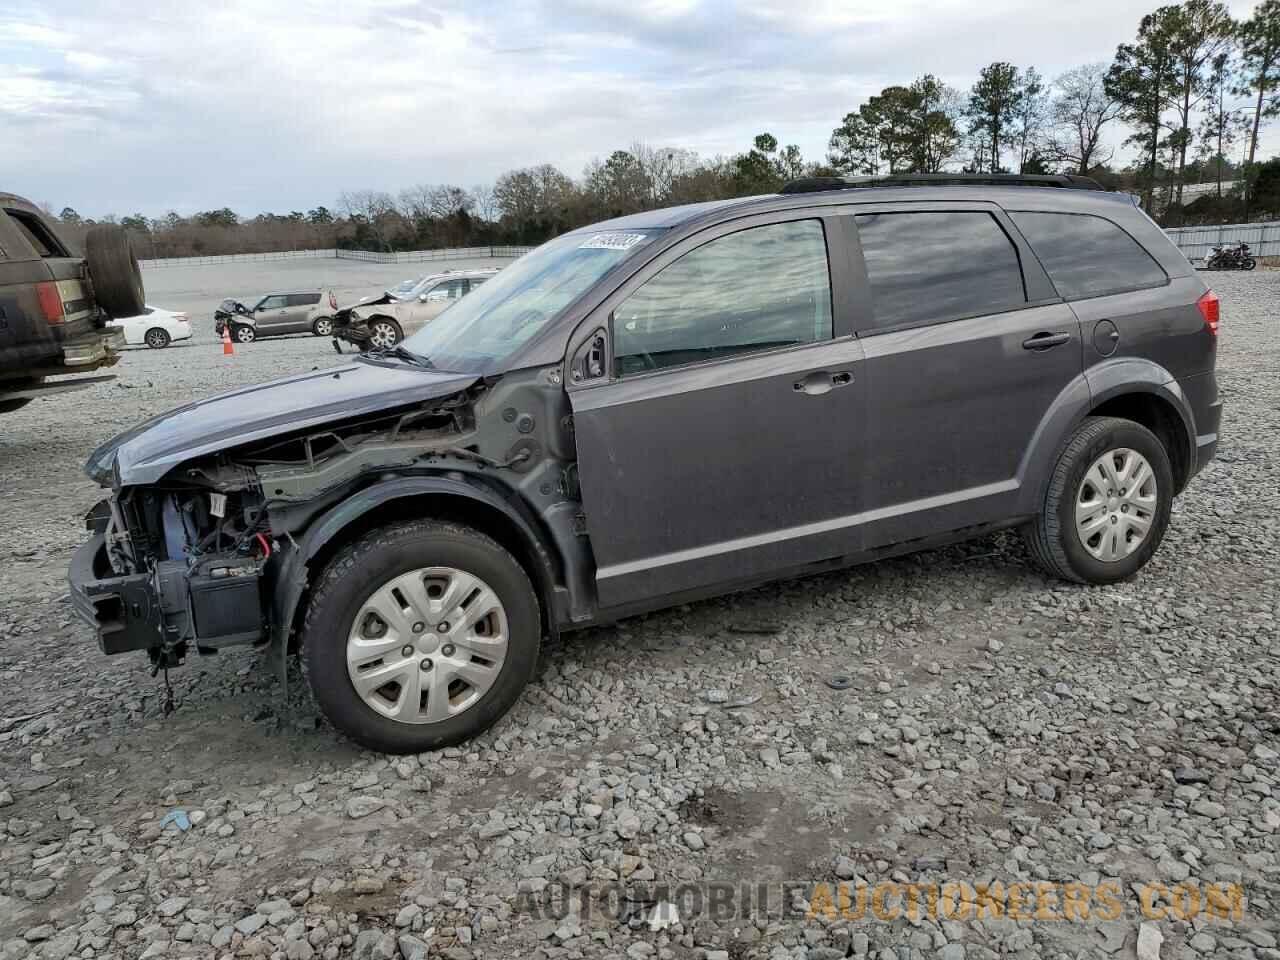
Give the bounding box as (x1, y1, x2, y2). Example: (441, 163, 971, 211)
(1023, 416, 1173, 584)
(1243, 257, 1257, 271)
(303, 520, 541, 753)
(233, 323, 256, 343)
(367, 317, 402, 349)
(144, 327, 171, 349)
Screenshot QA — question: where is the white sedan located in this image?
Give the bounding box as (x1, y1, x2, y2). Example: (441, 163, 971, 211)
(108, 305, 193, 349)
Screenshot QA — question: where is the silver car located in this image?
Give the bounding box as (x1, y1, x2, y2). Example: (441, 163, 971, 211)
(217, 291, 338, 343)
(341, 269, 498, 347)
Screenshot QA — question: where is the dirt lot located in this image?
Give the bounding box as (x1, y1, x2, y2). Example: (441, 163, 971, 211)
(0, 271, 1276, 960)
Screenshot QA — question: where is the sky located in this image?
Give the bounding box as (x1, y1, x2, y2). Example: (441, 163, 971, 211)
(1, 0, 1274, 219)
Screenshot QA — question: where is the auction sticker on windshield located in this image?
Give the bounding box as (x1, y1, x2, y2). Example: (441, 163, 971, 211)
(578, 233, 651, 250)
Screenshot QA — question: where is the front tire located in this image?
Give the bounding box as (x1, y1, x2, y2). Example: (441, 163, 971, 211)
(144, 327, 171, 349)
(367, 317, 402, 349)
(233, 323, 256, 343)
(303, 520, 541, 754)
(1243, 257, 1257, 271)
(1024, 416, 1173, 584)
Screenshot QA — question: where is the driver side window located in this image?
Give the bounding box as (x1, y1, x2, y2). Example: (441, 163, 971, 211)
(612, 219, 832, 376)
(258, 295, 287, 310)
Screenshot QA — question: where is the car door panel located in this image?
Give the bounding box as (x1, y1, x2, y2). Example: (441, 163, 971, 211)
(572, 338, 866, 607)
(845, 204, 1083, 547)
(856, 301, 1082, 546)
(567, 214, 867, 609)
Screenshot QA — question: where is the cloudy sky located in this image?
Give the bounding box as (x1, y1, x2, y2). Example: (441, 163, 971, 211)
(1, 0, 1273, 218)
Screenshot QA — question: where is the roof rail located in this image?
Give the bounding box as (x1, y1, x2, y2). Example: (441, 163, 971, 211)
(780, 173, 1106, 195)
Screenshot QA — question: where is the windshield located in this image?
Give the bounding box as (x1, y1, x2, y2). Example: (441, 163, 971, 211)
(399, 230, 657, 374)
(390, 277, 426, 298)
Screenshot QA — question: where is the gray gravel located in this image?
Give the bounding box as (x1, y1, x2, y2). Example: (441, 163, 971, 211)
(0, 271, 1276, 960)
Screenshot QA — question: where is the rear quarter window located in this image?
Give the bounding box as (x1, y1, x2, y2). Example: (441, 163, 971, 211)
(287, 293, 321, 307)
(1009, 211, 1167, 300)
(4, 208, 68, 259)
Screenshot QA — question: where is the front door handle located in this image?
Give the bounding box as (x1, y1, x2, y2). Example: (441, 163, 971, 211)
(1022, 331, 1071, 351)
(794, 371, 854, 395)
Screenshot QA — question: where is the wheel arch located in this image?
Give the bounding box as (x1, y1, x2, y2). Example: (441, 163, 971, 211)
(1016, 360, 1197, 516)
(272, 476, 564, 655)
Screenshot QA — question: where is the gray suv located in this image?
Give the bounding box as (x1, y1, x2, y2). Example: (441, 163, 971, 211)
(69, 174, 1220, 753)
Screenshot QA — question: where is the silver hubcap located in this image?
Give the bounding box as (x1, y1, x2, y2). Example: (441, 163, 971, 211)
(147, 331, 165, 347)
(316, 319, 332, 335)
(1075, 447, 1158, 562)
(237, 327, 253, 342)
(370, 322, 397, 348)
(346, 567, 508, 725)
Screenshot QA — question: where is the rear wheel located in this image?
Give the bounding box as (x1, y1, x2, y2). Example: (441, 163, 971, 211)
(303, 520, 541, 753)
(85, 226, 145, 318)
(233, 324, 256, 343)
(1023, 416, 1173, 584)
(144, 327, 171, 349)
(1243, 257, 1257, 271)
(368, 317, 402, 349)
(312, 317, 334, 337)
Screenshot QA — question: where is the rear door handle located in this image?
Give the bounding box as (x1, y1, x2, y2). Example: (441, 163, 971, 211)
(1022, 331, 1071, 351)
(794, 371, 854, 395)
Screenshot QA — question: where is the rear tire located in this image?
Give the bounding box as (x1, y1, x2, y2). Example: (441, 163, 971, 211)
(144, 327, 171, 349)
(1243, 257, 1257, 271)
(1023, 416, 1173, 584)
(312, 317, 334, 337)
(233, 324, 256, 343)
(85, 226, 145, 318)
(303, 520, 541, 754)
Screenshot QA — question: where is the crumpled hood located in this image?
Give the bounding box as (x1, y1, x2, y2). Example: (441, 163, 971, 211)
(86, 360, 478, 487)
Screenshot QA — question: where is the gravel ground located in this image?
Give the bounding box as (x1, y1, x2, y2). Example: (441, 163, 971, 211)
(0, 271, 1276, 960)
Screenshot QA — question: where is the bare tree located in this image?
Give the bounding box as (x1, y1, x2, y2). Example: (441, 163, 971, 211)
(1047, 64, 1124, 174)
(469, 184, 499, 223)
(339, 190, 399, 251)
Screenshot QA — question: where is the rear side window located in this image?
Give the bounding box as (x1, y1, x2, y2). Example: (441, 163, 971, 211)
(1009, 212, 1167, 300)
(613, 219, 832, 375)
(286, 293, 321, 307)
(5, 208, 67, 259)
(854, 211, 1025, 330)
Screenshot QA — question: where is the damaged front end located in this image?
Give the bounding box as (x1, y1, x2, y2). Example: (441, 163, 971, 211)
(68, 367, 588, 678)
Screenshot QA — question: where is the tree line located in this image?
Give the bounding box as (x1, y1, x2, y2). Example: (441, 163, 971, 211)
(50, 0, 1280, 258)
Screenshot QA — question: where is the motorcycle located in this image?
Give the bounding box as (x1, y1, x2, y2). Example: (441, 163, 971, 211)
(1205, 242, 1257, 271)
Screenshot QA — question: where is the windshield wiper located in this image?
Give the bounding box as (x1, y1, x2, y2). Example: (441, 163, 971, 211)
(362, 345, 435, 369)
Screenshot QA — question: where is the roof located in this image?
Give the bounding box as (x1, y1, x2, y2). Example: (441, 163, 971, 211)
(573, 178, 1136, 236)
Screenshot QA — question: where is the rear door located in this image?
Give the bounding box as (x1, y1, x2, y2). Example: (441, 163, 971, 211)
(283, 293, 321, 332)
(253, 294, 290, 333)
(567, 212, 869, 610)
(847, 203, 1083, 546)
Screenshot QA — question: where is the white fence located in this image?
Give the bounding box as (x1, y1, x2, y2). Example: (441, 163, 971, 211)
(140, 245, 532, 269)
(1164, 221, 1280, 261)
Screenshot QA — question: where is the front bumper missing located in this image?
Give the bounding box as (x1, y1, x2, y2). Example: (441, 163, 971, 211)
(68, 533, 166, 655)
(69, 531, 269, 657)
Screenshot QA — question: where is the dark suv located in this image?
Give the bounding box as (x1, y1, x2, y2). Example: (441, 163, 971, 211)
(69, 174, 1220, 753)
(1, 193, 146, 413)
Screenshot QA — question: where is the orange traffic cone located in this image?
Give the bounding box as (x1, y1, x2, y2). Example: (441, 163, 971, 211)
(222, 324, 234, 356)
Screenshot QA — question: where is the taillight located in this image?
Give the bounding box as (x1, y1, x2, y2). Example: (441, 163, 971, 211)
(1197, 290, 1219, 336)
(36, 281, 65, 324)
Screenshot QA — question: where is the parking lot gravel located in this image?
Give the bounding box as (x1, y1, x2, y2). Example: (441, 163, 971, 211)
(0, 270, 1276, 960)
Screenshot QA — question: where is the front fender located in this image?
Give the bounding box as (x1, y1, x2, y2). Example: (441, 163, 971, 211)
(268, 474, 565, 664)
(1014, 358, 1194, 516)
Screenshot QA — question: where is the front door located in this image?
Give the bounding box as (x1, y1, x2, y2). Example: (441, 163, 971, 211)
(568, 215, 868, 610)
(253, 294, 290, 333)
(847, 205, 1084, 546)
